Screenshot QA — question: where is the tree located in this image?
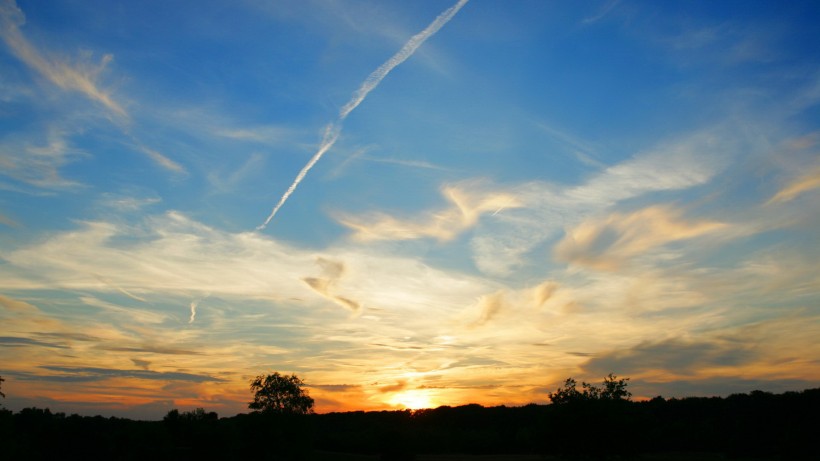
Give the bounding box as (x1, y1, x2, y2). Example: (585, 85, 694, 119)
(249, 372, 314, 414)
(0, 375, 5, 399)
(548, 373, 631, 404)
(600, 372, 631, 400)
(547, 378, 585, 405)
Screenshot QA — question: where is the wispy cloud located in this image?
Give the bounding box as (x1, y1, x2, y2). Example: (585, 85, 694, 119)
(338, 182, 522, 242)
(188, 300, 199, 324)
(303, 257, 363, 315)
(216, 125, 295, 144)
(0, 212, 19, 227)
(469, 291, 504, 327)
(188, 294, 210, 324)
(34, 366, 224, 383)
(470, 126, 733, 276)
(137, 145, 187, 174)
(99, 193, 161, 212)
(357, 155, 450, 171)
(0, 0, 126, 118)
(766, 166, 820, 205)
(581, 0, 621, 25)
(0, 212, 494, 314)
(0, 129, 84, 189)
(257, 0, 469, 229)
(554, 205, 727, 271)
(93, 274, 148, 303)
(582, 337, 756, 376)
(0, 336, 68, 349)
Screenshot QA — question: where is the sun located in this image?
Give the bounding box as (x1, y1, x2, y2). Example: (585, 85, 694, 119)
(389, 389, 436, 410)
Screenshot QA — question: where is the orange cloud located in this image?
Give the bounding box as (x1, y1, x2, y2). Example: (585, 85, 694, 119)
(766, 167, 820, 204)
(554, 205, 726, 271)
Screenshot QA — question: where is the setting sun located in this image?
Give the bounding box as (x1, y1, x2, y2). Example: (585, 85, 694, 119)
(389, 390, 436, 410)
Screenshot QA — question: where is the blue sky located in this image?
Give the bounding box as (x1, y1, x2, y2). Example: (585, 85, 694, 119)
(1, 0, 819, 419)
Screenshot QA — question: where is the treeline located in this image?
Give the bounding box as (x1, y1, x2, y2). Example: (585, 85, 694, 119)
(1, 388, 818, 460)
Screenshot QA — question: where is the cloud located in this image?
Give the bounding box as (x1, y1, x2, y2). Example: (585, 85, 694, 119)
(554, 205, 727, 271)
(131, 358, 151, 370)
(0, 129, 84, 189)
(766, 167, 820, 204)
(80, 296, 169, 325)
(0, 294, 39, 312)
(257, 0, 469, 229)
(582, 0, 621, 25)
(338, 183, 522, 242)
(379, 380, 408, 393)
(93, 274, 148, 303)
(303, 257, 363, 315)
(31, 366, 224, 383)
(216, 125, 296, 144)
(582, 337, 756, 376)
(469, 126, 731, 275)
(565, 132, 723, 205)
(0, 336, 68, 349)
(0, 211, 495, 317)
(0, 212, 18, 227)
(103, 346, 202, 355)
(0, 0, 126, 118)
(356, 155, 450, 171)
(99, 193, 161, 212)
(185, 293, 210, 325)
(138, 145, 187, 174)
(469, 291, 505, 327)
(188, 300, 198, 324)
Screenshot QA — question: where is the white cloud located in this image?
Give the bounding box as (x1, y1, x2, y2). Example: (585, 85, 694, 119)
(138, 146, 186, 174)
(470, 126, 734, 276)
(0, 211, 495, 315)
(0, 0, 126, 118)
(337, 181, 522, 242)
(0, 129, 84, 189)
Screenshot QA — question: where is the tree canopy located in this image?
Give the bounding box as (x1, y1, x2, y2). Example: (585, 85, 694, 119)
(548, 373, 631, 404)
(249, 372, 314, 415)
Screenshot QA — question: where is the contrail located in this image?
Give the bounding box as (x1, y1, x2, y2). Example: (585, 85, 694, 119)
(188, 293, 210, 324)
(257, 0, 469, 230)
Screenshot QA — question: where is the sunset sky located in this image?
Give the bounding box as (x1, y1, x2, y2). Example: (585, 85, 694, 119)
(1, 0, 819, 420)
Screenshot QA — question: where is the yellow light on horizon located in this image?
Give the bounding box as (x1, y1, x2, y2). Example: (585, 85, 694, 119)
(388, 389, 436, 410)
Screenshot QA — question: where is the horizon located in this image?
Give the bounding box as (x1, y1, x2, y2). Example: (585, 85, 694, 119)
(1, 0, 819, 421)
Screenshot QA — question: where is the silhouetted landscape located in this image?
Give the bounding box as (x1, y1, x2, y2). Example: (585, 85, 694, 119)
(2, 387, 818, 460)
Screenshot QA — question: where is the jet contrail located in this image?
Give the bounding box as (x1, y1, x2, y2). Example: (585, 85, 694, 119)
(257, 0, 469, 230)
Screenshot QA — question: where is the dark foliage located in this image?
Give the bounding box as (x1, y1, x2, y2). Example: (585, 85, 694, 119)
(548, 373, 631, 404)
(249, 372, 315, 415)
(1, 388, 818, 460)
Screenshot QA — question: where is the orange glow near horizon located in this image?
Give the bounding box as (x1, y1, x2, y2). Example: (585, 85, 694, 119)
(387, 389, 437, 410)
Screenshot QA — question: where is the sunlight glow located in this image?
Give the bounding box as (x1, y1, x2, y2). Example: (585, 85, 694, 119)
(389, 389, 436, 410)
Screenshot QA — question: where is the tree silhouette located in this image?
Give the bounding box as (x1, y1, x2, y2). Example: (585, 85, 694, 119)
(248, 372, 314, 414)
(548, 373, 630, 404)
(0, 375, 5, 399)
(600, 372, 631, 400)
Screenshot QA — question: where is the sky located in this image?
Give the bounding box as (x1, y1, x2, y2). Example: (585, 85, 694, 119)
(1, 0, 819, 420)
